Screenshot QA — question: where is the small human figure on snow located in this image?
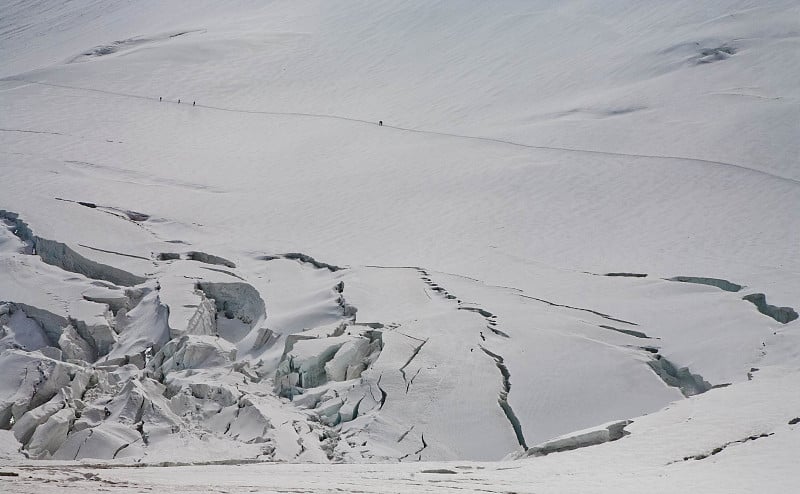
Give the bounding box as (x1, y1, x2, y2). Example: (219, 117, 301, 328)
(378, 120, 383, 126)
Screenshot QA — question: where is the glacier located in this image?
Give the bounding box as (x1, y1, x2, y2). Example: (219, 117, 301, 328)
(0, 0, 798, 492)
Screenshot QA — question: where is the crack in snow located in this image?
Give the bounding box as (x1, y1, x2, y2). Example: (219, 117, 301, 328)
(76, 243, 151, 261)
(677, 432, 774, 462)
(399, 339, 428, 385)
(517, 293, 638, 326)
(0, 209, 147, 286)
(73, 429, 94, 460)
(598, 325, 654, 339)
(742, 293, 798, 324)
(397, 426, 414, 443)
(646, 354, 712, 397)
(480, 346, 528, 450)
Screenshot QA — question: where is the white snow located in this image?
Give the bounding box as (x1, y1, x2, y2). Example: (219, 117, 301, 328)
(0, 0, 798, 491)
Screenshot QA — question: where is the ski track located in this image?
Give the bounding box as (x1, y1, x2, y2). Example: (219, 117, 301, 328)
(0, 128, 65, 136)
(4, 77, 797, 187)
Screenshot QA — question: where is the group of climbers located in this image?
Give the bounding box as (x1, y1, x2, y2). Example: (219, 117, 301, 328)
(156, 96, 385, 126)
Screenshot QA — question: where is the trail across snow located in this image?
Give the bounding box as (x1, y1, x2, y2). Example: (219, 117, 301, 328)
(5, 77, 796, 186)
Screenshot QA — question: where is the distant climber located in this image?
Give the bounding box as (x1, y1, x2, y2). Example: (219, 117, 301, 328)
(159, 96, 162, 102)
(178, 99, 181, 104)
(192, 101, 196, 106)
(378, 120, 383, 126)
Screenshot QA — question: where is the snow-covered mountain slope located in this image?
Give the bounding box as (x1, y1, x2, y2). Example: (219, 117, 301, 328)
(6, 365, 800, 492)
(0, 0, 798, 490)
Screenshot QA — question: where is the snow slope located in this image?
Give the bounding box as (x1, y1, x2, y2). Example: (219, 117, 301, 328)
(5, 365, 800, 492)
(1, 0, 798, 490)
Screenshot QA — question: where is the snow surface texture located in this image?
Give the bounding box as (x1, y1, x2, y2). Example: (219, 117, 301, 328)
(1, 0, 798, 491)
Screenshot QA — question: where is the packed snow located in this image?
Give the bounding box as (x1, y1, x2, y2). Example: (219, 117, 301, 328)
(1, 0, 798, 492)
